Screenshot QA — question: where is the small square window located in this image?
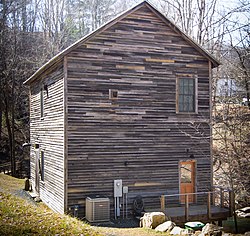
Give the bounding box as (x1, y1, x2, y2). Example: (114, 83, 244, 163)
(109, 89, 118, 99)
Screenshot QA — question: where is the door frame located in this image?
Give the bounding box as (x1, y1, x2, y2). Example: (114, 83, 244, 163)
(179, 160, 196, 204)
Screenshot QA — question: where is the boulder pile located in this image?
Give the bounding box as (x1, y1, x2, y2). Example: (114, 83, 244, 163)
(140, 212, 224, 235)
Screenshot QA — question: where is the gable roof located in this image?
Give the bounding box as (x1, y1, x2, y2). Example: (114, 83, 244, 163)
(24, 0, 220, 85)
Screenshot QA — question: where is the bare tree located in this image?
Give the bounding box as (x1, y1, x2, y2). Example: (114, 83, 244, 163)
(0, 0, 40, 176)
(230, 29, 250, 109)
(213, 103, 250, 206)
(158, 0, 218, 46)
(212, 1, 250, 206)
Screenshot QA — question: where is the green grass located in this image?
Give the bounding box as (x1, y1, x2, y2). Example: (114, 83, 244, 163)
(223, 217, 250, 234)
(0, 174, 102, 236)
(0, 192, 100, 235)
(0, 174, 165, 236)
(0, 173, 24, 193)
(0, 190, 167, 236)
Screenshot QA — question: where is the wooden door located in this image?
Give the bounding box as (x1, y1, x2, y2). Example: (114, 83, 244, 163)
(35, 149, 40, 193)
(180, 161, 195, 203)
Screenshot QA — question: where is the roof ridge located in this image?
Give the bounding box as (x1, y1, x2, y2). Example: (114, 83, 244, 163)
(24, 0, 220, 85)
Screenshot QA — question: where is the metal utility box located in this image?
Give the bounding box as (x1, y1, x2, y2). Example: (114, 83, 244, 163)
(114, 179, 123, 197)
(85, 197, 110, 222)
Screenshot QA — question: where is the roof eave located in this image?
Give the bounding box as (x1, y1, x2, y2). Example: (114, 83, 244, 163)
(144, 1, 221, 68)
(23, 1, 149, 85)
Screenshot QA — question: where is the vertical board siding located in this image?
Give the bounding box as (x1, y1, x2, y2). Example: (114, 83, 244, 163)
(66, 6, 212, 217)
(30, 65, 65, 214)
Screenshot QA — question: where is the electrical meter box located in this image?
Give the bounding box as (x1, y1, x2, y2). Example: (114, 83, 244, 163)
(114, 179, 122, 197)
(123, 186, 128, 194)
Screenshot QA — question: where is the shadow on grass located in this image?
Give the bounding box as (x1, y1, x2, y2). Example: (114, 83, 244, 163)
(90, 218, 140, 228)
(223, 217, 250, 234)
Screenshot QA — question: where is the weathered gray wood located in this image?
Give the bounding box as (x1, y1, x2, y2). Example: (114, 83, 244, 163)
(65, 5, 213, 217)
(29, 64, 65, 214)
(185, 195, 189, 221)
(207, 192, 211, 219)
(162, 205, 230, 223)
(27, 2, 219, 219)
(63, 56, 69, 213)
(160, 190, 230, 223)
(161, 195, 165, 212)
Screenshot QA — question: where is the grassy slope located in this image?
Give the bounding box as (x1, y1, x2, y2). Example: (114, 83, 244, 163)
(0, 174, 101, 236)
(223, 217, 250, 234)
(0, 174, 165, 236)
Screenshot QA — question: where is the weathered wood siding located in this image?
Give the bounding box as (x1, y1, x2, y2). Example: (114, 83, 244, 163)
(66, 5, 212, 216)
(29, 65, 65, 214)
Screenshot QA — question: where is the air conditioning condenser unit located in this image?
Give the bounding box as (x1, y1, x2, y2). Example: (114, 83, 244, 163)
(85, 197, 110, 222)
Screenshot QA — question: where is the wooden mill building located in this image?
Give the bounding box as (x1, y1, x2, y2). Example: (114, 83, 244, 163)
(24, 1, 224, 220)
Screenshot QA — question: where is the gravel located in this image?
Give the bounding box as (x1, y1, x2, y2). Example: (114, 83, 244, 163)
(13, 189, 38, 206)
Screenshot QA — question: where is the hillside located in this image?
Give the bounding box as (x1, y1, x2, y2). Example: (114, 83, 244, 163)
(0, 174, 102, 236)
(0, 174, 165, 236)
(1, 174, 250, 236)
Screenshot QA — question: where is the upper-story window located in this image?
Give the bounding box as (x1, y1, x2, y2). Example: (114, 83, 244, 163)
(177, 78, 196, 113)
(40, 88, 44, 118)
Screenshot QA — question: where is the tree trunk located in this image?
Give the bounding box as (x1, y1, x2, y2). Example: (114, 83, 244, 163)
(4, 96, 14, 175)
(11, 74, 16, 177)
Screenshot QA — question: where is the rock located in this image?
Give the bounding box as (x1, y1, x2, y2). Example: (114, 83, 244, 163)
(140, 212, 166, 229)
(170, 226, 184, 235)
(180, 229, 193, 235)
(155, 221, 175, 232)
(237, 211, 250, 218)
(236, 207, 250, 218)
(34, 196, 41, 202)
(194, 230, 202, 236)
(201, 223, 222, 236)
(213, 231, 222, 236)
(240, 207, 250, 213)
(202, 223, 216, 234)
